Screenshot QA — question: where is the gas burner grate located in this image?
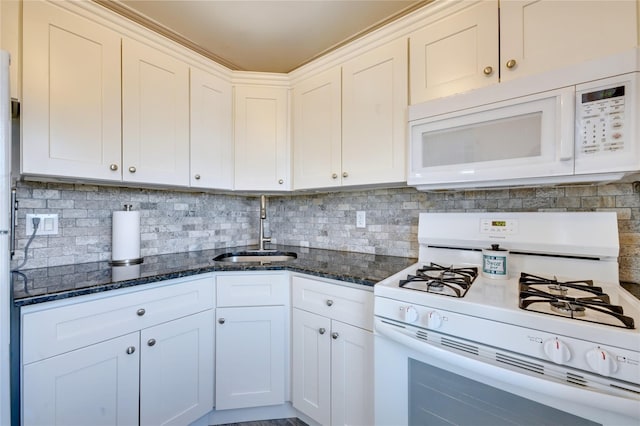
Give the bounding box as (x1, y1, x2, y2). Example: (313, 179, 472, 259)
(399, 263, 478, 298)
(519, 273, 635, 329)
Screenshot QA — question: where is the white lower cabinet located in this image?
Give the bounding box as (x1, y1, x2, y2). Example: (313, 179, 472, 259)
(139, 310, 214, 426)
(215, 306, 286, 409)
(21, 276, 215, 426)
(23, 332, 140, 426)
(291, 276, 374, 426)
(214, 273, 288, 410)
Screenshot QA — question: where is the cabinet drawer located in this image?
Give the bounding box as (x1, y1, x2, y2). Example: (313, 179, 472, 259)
(22, 275, 215, 364)
(291, 276, 373, 331)
(216, 273, 288, 307)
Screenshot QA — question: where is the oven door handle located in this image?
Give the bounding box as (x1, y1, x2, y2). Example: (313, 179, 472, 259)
(375, 319, 640, 423)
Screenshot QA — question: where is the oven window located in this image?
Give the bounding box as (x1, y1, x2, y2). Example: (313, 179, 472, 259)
(408, 359, 599, 426)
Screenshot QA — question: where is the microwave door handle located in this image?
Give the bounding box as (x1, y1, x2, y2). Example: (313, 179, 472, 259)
(559, 88, 575, 161)
(559, 133, 573, 161)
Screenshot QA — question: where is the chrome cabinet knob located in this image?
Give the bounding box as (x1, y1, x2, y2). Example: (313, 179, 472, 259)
(109, 164, 118, 171)
(483, 66, 493, 76)
(506, 59, 517, 69)
(136, 308, 146, 316)
(194, 174, 201, 180)
(218, 318, 225, 324)
(319, 328, 326, 335)
(128, 166, 137, 173)
(331, 332, 339, 340)
(278, 179, 284, 184)
(332, 173, 338, 179)
(342, 172, 348, 178)
(126, 346, 136, 355)
(326, 299, 334, 307)
(147, 338, 156, 347)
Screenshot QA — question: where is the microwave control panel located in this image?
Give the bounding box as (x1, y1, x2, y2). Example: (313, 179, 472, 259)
(577, 82, 627, 155)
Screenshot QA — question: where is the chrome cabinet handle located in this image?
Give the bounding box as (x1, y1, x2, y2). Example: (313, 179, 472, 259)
(326, 299, 334, 307)
(483, 66, 493, 76)
(126, 346, 136, 355)
(136, 308, 146, 316)
(129, 166, 137, 173)
(147, 338, 156, 347)
(506, 59, 517, 69)
(331, 332, 339, 340)
(342, 172, 348, 178)
(109, 164, 118, 171)
(194, 174, 201, 180)
(218, 318, 225, 324)
(278, 179, 284, 184)
(319, 328, 326, 335)
(332, 173, 338, 179)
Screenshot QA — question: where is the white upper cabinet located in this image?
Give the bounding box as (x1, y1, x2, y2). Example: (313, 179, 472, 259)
(190, 67, 233, 189)
(499, 0, 638, 83)
(292, 67, 342, 190)
(233, 85, 290, 191)
(410, 0, 638, 104)
(342, 38, 408, 186)
(409, 0, 498, 104)
(122, 38, 190, 187)
(22, 0, 122, 181)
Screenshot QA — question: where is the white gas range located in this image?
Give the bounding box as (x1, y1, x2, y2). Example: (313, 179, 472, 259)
(374, 212, 640, 426)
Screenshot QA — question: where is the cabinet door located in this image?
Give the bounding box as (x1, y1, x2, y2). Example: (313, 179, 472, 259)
(500, 0, 638, 82)
(140, 310, 214, 426)
(190, 67, 233, 189)
(292, 309, 331, 426)
(122, 38, 190, 186)
(215, 306, 286, 409)
(22, 333, 139, 426)
(234, 86, 290, 191)
(292, 67, 342, 189)
(22, 0, 122, 181)
(330, 321, 374, 426)
(342, 38, 408, 186)
(409, 0, 498, 103)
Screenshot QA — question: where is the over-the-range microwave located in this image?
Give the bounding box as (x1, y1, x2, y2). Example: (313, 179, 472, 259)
(408, 49, 640, 191)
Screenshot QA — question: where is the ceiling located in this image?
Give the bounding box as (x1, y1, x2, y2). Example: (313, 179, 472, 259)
(97, 0, 428, 73)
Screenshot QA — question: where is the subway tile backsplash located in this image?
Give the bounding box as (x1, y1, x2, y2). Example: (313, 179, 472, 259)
(11, 180, 640, 283)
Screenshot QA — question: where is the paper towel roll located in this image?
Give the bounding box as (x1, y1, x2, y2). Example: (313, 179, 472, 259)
(112, 207, 142, 264)
(112, 264, 141, 282)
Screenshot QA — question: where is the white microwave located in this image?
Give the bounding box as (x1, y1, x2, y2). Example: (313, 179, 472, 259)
(408, 66, 640, 190)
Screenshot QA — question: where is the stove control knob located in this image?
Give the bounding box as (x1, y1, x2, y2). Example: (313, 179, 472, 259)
(403, 306, 419, 323)
(586, 348, 618, 376)
(427, 311, 443, 329)
(543, 339, 571, 364)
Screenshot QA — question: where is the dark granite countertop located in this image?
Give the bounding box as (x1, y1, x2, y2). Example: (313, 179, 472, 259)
(12, 245, 417, 307)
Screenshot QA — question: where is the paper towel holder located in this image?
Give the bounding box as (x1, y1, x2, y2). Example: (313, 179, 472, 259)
(110, 258, 144, 266)
(110, 204, 144, 267)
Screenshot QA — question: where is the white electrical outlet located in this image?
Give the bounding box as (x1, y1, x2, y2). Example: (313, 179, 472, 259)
(26, 214, 59, 235)
(356, 211, 366, 228)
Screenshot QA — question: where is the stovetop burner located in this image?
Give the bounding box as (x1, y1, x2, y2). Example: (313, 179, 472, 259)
(399, 263, 478, 298)
(519, 273, 635, 329)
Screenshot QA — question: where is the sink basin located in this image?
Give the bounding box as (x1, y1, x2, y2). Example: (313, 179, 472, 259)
(213, 250, 297, 263)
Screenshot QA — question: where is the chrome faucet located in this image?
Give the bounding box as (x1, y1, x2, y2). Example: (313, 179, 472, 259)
(258, 195, 272, 251)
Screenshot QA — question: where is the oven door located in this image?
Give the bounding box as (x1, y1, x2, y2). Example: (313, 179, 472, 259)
(374, 318, 640, 426)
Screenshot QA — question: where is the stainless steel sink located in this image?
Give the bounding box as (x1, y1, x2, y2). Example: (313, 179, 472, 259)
(213, 250, 297, 263)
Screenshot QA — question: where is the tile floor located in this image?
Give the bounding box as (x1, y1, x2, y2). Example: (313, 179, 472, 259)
(212, 418, 308, 426)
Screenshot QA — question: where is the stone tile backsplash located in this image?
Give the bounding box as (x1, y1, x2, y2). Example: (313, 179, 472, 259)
(11, 180, 640, 282)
